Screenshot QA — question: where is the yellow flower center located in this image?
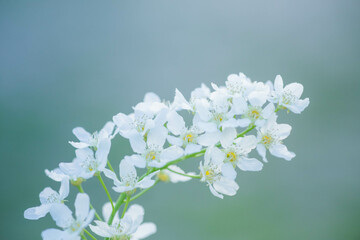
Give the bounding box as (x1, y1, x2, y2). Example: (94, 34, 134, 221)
(213, 113, 224, 123)
(251, 110, 260, 119)
(261, 135, 273, 146)
(184, 133, 194, 143)
(157, 172, 170, 182)
(203, 168, 217, 183)
(146, 151, 157, 161)
(226, 151, 237, 162)
(70, 222, 81, 232)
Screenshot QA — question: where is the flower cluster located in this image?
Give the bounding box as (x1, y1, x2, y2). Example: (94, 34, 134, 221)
(25, 73, 309, 239)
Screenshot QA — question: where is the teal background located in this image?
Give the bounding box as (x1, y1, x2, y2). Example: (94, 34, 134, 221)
(1, 1, 359, 239)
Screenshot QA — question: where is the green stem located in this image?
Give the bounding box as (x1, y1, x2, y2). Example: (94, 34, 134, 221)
(108, 193, 126, 225)
(129, 180, 160, 202)
(97, 173, 114, 210)
(121, 195, 131, 218)
(159, 149, 206, 171)
(275, 105, 282, 112)
(80, 233, 88, 240)
(76, 185, 102, 221)
(107, 160, 115, 172)
(237, 124, 256, 137)
(166, 167, 201, 179)
(83, 229, 97, 240)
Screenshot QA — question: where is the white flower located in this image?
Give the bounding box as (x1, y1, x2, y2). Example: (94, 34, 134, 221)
(224, 72, 254, 98)
(45, 168, 72, 182)
(157, 165, 195, 183)
(240, 102, 275, 127)
(113, 92, 168, 141)
(103, 157, 158, 193)
(166, 111, 204, 154)
(90, 203, 156, 240)
(69, 121, 115, 149)
(24, 179, 69, 220)
(271, 75, 310, 114)
(220, 127, 263, 171)
(199, 147, 239, 199)
(41, 193, 94, 240)
(137, 92, 168, 115)
(256, 114, 295, 162)
(172, 84, 210, 112)
(59, 139, 111, 180)
(129, 126, 184, 168)
(195, 91, 250, 147)
(231, 89, 274, 127)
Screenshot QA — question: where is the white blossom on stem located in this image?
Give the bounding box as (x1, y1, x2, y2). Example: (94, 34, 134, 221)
(69, 121, 115, 149)
(24, 179, 69, 220)
(256, 114, 295, 162)
(129, 126, 184, 168)
(41, 193, 94, 240)
(271, 75, 310, 114)
(199, 147, 238, 199)
(59, 138, 111, 180)
(166, 111, 204, 154)
(90, 203, 156, 240)
(103, 157, 158, 193)
(172, 84, 210, 112)
(220, 127, 263, 171)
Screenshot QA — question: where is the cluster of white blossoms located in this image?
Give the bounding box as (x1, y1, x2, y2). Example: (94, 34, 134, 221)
(25, 73, 309, 239)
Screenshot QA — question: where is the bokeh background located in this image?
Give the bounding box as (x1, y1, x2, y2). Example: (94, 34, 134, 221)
(1, 1, 359, 239)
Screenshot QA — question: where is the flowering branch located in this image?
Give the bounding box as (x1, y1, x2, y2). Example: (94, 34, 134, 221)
(24, 72, 309, 240)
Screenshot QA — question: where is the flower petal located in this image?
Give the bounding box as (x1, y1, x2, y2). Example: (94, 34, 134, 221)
(237, 157, 263, 171)
(284, 82, 303, 98)
(269, 144, 296, 161)
(39, 187, 58, 204)
(167, 135, 183, 147)
(75, 193, 90, 222)
(129, 133, 146, 154)
(41, 228, 64, 240)
(220, 127, 236, 148)
(160, 146, 184, 162)
(133, 222, 157, 240)
(274, 75, 283, 93)
(173, 89, 192, 111)
(59, 179, 69, 200)
(213, 177, 239, 197)
(167, 111, 185, 135)
(256, 144, 268, 162)
(24, 205, 51, 220)
(147, 126, 168, 147)
(72, 127, 91, 143)
(184, 143, 202, 155)
(222, 163, 237, 180)
(197, 131, 221, 146)
(120, 159, 137, 180)
(49, 204, 73, 229)
(208, 184, 223, 199)
(127, 154, 146, 168)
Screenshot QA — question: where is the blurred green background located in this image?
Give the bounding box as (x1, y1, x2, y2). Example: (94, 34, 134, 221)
(1, 1, 359, 239)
